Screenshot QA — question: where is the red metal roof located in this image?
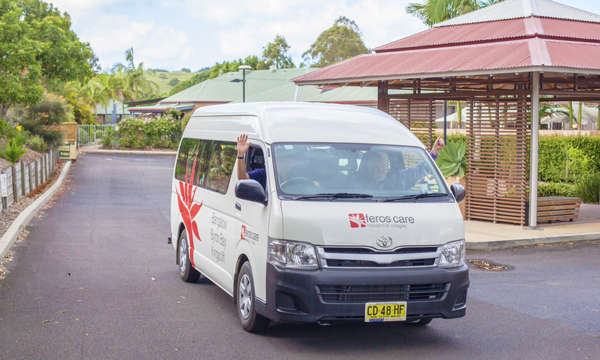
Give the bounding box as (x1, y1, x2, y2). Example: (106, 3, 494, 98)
(374, 17, 600, 53)
(292, 38, 600, 84)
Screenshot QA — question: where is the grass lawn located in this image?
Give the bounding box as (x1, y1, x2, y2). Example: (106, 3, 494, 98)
(147, 72, 197, 94)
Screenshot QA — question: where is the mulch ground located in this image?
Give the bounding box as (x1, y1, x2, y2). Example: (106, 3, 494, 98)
(0, 161, 69, 280)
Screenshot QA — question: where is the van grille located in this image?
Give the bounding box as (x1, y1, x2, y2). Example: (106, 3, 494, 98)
(326, 258, 436, 268)
(318, 283, 448, 303)
(317, 246, 440, 269)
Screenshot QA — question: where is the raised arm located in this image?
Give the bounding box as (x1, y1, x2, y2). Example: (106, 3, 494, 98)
(236, 134, 251, 180)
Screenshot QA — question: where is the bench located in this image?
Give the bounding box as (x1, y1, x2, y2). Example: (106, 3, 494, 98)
(537, 196, 582, 223)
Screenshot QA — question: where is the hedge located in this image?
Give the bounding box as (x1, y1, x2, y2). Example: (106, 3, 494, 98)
(538, 135, 600, 183)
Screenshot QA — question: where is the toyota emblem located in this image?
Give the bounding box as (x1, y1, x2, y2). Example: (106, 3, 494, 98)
(376, 236, 393, 248)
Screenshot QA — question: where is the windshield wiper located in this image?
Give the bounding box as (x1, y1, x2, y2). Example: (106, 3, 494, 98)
(291, 193, 374, 200)
(380, 193, 448, 202)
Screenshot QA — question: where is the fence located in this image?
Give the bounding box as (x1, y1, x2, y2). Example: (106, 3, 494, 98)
(77, 125, 117, 147)
(1, 148, 60, 211)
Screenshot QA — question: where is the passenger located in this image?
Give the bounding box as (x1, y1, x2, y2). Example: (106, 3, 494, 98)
(237, 134, 268, 188)
(357, 137, 445, 190)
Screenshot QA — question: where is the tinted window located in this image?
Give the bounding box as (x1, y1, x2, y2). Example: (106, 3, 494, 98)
(175, 138, 211, 187)
(205, 141, 237, 194)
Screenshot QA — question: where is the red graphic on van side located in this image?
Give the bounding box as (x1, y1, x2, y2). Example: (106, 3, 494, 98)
(241, 225, 246, 240)
(176, 147, 203, 265)
(349, 213, 366, 228)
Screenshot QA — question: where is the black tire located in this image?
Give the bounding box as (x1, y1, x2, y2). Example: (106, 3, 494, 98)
(236, 262, 270, 332)
(406, 318, 432, 326)
(178, 230, 200, 283)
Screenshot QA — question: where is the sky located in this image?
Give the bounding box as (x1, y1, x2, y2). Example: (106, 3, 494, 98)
(48, 0, 600, 72)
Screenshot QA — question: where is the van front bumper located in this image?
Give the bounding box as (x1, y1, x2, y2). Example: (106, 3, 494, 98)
(259, 263, 469, 324)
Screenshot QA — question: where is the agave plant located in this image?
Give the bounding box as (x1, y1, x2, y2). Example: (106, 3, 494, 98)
(436, 139, 466, 178)
(6, 138, 27, 164)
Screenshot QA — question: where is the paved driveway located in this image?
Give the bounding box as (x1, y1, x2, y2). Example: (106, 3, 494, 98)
(0, 153, 598, 360)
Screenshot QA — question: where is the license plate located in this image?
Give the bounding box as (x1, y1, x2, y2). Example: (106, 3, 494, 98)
(364, 301, 407, 322)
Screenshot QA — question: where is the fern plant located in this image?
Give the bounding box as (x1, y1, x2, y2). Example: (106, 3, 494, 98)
(6, 138, 27, 164)
(435, 139, 466, 178)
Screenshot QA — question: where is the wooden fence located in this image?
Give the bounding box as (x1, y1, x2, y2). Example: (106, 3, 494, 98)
(1, 148, 60, 211)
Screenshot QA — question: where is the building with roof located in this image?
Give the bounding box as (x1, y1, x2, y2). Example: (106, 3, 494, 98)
(128, 68, 317, 116)
(95, 100, 130, 124)
(292, 0, 600, 227)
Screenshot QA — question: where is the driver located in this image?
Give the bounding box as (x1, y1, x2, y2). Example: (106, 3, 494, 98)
(356, 137, 445, 189)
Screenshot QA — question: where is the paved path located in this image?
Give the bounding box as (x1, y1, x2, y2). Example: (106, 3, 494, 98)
(0, 153, 598, 360)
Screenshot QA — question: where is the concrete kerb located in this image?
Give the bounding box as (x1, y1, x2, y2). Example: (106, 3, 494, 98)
(80, 149, 176, 156)
(467, 232, 600, 250)
(0, 161, 72, 259)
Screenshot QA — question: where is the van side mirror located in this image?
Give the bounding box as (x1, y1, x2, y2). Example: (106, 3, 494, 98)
(451, 183, 466, 203)
(235, 180, 268, 206)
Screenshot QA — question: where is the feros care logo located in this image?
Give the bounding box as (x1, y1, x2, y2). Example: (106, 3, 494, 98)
(241, 225, 259, 242)
(349, 214, 367, 228)
(349, 213, 415, 229)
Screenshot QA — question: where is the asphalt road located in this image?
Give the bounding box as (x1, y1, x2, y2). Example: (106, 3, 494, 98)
(0, 153, 599, 360)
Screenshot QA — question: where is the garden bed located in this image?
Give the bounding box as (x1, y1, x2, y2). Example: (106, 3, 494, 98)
(0, 147, 43, 171)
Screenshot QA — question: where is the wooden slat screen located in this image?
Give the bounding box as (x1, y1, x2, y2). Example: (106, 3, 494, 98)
(378, 82, 435, 148)
(465, 95, 530, 225)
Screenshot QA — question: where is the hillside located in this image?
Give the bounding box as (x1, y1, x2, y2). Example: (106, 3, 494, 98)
(146, 71, 197, 95)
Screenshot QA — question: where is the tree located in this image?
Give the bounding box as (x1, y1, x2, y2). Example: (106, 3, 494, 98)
(0, 0, 44, 118)
(406, 0, 505, 27)
(19, 0, 95, 83)
(181, 68, 191, 73)
(111, 47, 159, 106)
(262, 35, 295, 69)
(168, 78, 180, 86)
(302, 16, 370, 68)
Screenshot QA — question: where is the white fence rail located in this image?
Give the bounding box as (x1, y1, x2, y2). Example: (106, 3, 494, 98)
(1, 148, 60, 211)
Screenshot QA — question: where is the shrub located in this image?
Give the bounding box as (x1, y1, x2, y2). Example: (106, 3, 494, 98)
(181, 114, 191, 132)
(118, 115, 180, 149)
(27, 135, 47, 153)
(20, 93, 69, 146)
(101, 127, 117, 148)
(537, 182, 576, 197)
(574, 173, 600, 204)
(436, 138, 466, 177)
(539, 136, 600, 183)
(5, 138, 27, 163)
(168, 78, 180, 86)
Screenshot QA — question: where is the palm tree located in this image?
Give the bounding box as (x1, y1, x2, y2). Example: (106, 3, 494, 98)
(112, 47, 159, 105)
(406, 0, 505, 27)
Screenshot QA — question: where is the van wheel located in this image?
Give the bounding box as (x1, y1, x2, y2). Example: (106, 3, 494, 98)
(406, 318, 432, 326)
(179, 231, 200, 283)
(237, 262, 270, 332)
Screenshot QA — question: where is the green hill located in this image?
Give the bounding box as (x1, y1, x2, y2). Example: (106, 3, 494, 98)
(147, 71, 197, 95)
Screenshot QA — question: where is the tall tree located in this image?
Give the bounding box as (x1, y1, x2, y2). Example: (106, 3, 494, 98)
(262, 35, 295, 69)
(406, 0, 505, 27)
(0, 0, 44, 118)
(302, 16, 370, 68)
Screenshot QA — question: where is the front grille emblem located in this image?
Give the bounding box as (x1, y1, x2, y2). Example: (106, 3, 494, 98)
(376, 236, 393, 248)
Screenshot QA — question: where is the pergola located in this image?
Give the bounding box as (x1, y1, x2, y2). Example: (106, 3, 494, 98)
(292, 0, 600, 227)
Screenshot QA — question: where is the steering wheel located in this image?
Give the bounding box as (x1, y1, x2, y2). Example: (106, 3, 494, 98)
(280, 177, 315, 188)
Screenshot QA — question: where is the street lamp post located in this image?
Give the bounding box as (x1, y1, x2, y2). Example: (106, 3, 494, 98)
(239, 65, 251, 102)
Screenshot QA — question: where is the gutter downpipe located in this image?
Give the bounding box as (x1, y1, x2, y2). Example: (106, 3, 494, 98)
(529, 71, 540, 228)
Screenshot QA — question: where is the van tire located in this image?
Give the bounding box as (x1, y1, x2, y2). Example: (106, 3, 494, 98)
(237, 262, 270, 332)
(179, 231, 200, 283)
(406, 318, 432, 326)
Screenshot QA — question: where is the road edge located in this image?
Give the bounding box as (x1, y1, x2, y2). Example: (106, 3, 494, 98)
(0, 161, 72, 259)
(466, 232, 600, 250)
(81, 149, 176, 156)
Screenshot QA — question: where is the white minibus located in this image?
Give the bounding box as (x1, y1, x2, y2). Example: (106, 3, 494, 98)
(170, 102, 468, 332)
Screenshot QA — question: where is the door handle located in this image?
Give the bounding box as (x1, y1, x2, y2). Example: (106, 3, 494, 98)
(235, 202, 242, 211)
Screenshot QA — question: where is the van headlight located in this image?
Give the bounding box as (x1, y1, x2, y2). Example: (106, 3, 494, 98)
(439, 240, 465, 268)
(268, 239, 319, 270)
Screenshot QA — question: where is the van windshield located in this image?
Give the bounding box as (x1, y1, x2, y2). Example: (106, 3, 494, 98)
(272, 143, 449, 201)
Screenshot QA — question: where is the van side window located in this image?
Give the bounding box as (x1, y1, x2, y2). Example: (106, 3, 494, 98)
(175, 138, 210, 187)
(205, 141, 237, 194)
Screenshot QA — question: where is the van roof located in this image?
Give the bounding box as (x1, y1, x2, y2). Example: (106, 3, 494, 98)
(189, 102, 426, 148)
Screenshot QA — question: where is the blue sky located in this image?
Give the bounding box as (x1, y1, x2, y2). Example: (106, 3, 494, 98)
(49, 0, 600, 72)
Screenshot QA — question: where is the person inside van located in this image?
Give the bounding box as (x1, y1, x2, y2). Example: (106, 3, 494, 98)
(356, 136, 445, 190)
